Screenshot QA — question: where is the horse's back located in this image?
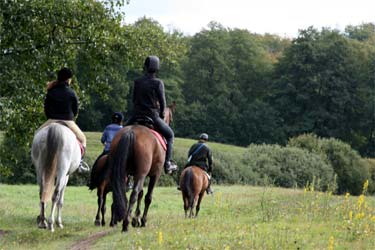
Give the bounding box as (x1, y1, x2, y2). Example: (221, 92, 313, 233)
(180, 166, 208, 195)
(32, 123, 80, 174)
(111, 125, 164, 176)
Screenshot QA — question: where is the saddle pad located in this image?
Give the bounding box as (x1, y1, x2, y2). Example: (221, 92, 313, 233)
(150, 130, 167, 151)
(77, 139, 84, 157)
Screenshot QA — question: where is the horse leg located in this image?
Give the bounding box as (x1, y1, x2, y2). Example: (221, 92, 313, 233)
(195, 193, 205, 218)
(56, 175, 69, 228)
(95, 188, 104, 226)
(48, 175, 66, 232)
(110, 202, 117, 227)
(101, 191, 107, 226)
(183, 195, 189, 218)
(141, 175, 157, 227)
(123, 176, 145, 232)
(37, 184, 48, 229)
(48, 188, 59, 232)
(131, 189, 144, 227)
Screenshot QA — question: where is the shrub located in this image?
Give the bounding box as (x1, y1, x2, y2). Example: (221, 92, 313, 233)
(367, 158, 375, 194)
(242, 144, 335, 190)
(288, 133, 370, 195)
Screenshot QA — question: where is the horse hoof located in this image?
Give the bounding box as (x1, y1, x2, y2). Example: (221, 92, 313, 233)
(101, 221, 106, 227)
(57, 223, 64, 229)
(95, 220, 101, 226)
(131, 218, 141, 227)
(141, 218, 146, 227)
(48, 222, 55, 232)
(38, 221, 47, 229)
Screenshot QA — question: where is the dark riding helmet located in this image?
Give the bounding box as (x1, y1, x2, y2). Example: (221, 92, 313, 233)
(199, 133, 209, 141)
(112, 112, 124, 123)
(144, 56, 160, 73)
(57, 67, 73, 82)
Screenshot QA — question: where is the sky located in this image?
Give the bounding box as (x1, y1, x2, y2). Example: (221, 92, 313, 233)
(122, 0, 375, 37)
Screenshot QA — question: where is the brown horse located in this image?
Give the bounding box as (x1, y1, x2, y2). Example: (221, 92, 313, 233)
(88, 154, 112, 226)
(90, 104, 175, 230)
(163, 101, 176, 125)
(110, 125, 166, 232)
(179, 166, 209, 218)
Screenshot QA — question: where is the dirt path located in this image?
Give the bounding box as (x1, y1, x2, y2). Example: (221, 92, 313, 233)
(70, 229, 113, 250)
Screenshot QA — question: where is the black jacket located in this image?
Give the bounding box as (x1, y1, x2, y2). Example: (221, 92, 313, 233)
(186, 142, 213, 172)
(132, 74, 166, 118)
(44, 82, 78, 120)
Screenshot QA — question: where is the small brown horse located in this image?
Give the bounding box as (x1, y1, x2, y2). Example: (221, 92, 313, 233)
(88, 154, 112, 226)
(89, 104, 175, 228)
(179, 166, 209, 218)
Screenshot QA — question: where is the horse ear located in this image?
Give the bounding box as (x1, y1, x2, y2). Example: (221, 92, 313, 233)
(169, 101, 176, 112)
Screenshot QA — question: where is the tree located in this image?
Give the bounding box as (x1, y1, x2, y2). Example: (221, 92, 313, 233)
(270, 26, 374, 155)
(0, 0, 127, 182)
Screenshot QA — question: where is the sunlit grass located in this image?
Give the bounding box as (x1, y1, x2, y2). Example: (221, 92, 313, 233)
(1, 184, 374, 249)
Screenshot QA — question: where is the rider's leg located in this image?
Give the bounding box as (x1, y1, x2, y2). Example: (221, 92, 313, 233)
(153, 117, 177, 174)
(64, 121, 89, 172)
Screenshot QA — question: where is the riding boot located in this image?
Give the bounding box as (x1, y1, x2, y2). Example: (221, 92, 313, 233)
(206, 179, 213, 195)
(164, 140, 177, 174)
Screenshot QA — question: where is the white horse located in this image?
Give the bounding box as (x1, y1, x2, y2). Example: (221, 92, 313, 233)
(31, 122, 81, 232)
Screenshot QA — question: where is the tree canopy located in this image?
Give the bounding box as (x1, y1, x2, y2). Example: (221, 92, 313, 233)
(1, 1, 374, 182)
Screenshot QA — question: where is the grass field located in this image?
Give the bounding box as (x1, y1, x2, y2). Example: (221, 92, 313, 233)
(1, 131, 375, 249)
(0, 184, 375, 249)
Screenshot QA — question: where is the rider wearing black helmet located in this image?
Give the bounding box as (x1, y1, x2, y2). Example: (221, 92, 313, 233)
(185, 133, 214, 194)
(124, 56, 177, 175)
(101, 112, 124, 154)
(40, 67, 89, 172)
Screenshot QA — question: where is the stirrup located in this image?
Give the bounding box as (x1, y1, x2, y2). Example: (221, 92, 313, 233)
(206, 187, 213, 195)
(78, 160, 90, 173)
(164, 161, 178, 175)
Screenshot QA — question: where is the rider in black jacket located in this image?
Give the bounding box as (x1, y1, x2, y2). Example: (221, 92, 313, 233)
(185, 133, 214, 194)
(124, 56, 177, 174)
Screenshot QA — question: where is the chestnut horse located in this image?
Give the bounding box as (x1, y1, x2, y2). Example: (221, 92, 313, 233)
(179, 166, 209, 218)
(89, 104, 175, 229)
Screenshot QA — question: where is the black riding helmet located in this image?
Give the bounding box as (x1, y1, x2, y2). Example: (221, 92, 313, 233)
(112, 112, 124, 123)
(144, 56, 160, 73)
(57, 67, 73, 82)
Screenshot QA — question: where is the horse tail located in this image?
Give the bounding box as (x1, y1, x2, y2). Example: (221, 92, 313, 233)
(111, 130, 134, 222)
(41, 124, 62, 202)
(184, 167, 195, 208)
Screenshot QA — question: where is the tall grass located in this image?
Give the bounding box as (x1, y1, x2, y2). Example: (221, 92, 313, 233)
(0, 184, 374, 249)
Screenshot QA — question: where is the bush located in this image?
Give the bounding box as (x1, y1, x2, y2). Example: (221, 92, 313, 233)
(367, 158, 375, 194)
(242, 144, 335, 190)
(288, 133, 370, 195)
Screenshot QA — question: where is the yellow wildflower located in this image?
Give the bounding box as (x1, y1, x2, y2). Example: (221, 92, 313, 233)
(355, 212, 365, 220)
(358, 195, 365, 210)
(363, 180, 369, 194)
(158, 231, 163, 245)
(349, 211, 353, 221)
(328, 236, 334, 250)
(345, 192, 350, 199)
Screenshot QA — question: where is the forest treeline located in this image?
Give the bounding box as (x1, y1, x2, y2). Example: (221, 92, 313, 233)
(0, 0, 374, 183)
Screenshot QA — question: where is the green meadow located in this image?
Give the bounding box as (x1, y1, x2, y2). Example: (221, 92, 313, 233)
(1, 184, 375, 249)
(0, 132, 375, 249)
